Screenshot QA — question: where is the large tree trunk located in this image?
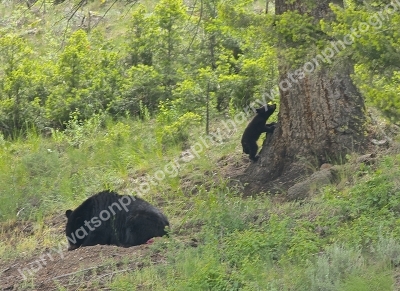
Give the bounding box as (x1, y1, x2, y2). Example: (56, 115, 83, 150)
(243, 0, 367, 192)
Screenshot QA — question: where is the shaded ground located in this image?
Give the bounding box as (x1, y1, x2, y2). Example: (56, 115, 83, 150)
(0, 211, 169, 291)
(1, 244, 159, 291)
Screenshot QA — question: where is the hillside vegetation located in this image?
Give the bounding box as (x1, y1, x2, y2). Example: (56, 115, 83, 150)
(1, 0, 400, 290)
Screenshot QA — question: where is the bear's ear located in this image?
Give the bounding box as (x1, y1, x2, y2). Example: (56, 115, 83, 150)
(256, 107, 264, 114)
(65, 210, 73, 218)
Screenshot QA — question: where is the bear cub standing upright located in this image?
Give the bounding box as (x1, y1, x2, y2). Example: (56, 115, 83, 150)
(241, 104, 276, 162)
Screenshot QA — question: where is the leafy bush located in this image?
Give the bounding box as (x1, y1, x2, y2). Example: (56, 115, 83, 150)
(46, 30, 121, 127)
(156, 99, 201, 147)
(0, 34, 49, 137)
(354, 64, 400, 122)
(111, 65, 163, 117)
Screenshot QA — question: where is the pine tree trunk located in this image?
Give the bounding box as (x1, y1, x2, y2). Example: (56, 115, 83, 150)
(242, 0, 367, 192)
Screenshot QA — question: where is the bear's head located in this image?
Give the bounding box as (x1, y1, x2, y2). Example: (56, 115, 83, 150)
(65, 209, 85, 251)
(255, 103, 276, 119)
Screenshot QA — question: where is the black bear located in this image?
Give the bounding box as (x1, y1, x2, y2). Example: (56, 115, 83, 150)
(65, 190, 169, 250)
(241, 103, 276, 162)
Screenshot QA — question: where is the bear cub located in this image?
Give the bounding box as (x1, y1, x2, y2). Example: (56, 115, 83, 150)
(65, 190, 169, 250)
(241, 103, 276, 162)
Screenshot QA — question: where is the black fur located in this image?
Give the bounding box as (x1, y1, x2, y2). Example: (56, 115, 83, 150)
(65, 190, 169, 250)
(241, 104, 276, 162)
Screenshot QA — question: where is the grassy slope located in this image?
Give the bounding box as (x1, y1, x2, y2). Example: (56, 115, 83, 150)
(0, 111, 400, 290)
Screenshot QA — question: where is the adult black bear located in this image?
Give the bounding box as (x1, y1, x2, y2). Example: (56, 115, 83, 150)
(241, 104, 276, 162)
(65, 190, 169, 250)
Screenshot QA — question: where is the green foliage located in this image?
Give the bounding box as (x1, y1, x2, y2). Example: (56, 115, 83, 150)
(354, 64, 400, 122)
(324, 156, 400, 216)
(124, 5, 155, 67)
(60, 111, 106, 148)
(156, 99, 202, 146)
(222, 53, 278, 108)
(0, 0, 282, 136)
(46, 30, 93, 124)
(218, 0, 255, 28)
(319, 155, 400, 248)
(307, 244, 364, 291)
(327, 4, 400, 72)
(195, 186, 251, 236)
(0, 0, 398, 133)
(0, 34, 48, 137)
(275, 11, 321, 67)
(339, 269, 393, 291)
(172, 79, 207, 114)
(223, 229, 273, 267)
(112, 64, 163, 116)
(46, 30, 122, 126)
(152, 0, 189, 98)
(326, 4, 400, 121)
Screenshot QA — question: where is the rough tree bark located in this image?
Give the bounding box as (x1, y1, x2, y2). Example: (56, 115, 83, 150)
(243, 0, 367, 193)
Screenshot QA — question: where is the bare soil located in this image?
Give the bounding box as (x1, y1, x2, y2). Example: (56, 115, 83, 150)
(0, 212, 168, 291)
(1, 244, 160, 291)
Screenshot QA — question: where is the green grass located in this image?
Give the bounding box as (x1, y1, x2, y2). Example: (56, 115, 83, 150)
(1, 111, 400, 289)
(107, 131, 400, 290)
(108, 177, 400, 290)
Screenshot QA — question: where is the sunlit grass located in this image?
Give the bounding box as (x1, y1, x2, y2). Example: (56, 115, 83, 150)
(1, 110, 400, 289)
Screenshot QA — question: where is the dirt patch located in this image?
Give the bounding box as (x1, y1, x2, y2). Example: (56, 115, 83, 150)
(0, 220, 35, 243)
(0, 213, 169, 291)
(177, 152, 249, 196)
(216, 154, 250, 179)
(236, 161, 312, 197)
(0, 243, 166, 291)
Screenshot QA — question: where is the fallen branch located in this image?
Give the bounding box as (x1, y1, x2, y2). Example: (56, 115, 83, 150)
(1, 264, 18, 274)
(48, 266, 99, 282)
(95, 267, 135, 281)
